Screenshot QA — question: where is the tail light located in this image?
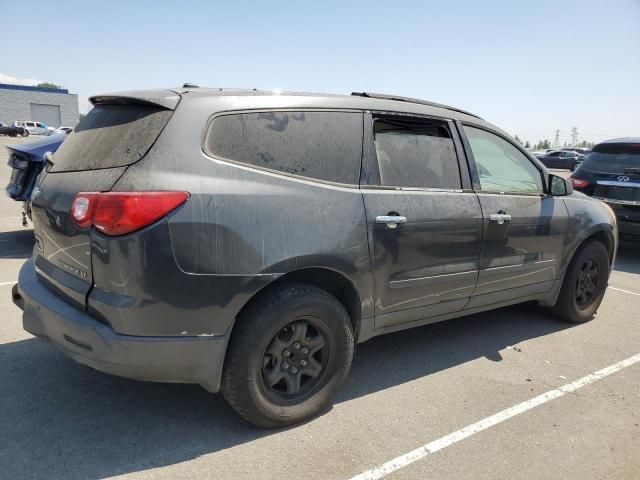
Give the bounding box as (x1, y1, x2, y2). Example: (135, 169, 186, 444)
(570, 178, 590, 189)
(71, 191, 189, 236)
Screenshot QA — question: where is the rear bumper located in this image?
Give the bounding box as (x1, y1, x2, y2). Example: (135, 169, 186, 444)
(13, 259, 227, 392)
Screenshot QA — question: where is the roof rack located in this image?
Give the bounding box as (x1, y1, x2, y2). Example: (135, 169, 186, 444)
(350, 92, 482, 119)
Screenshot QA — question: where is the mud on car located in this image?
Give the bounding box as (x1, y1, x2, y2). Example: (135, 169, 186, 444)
(13, 87, 617, 427)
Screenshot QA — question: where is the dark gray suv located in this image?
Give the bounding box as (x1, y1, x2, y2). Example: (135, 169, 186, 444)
(13, 88, 617, 427)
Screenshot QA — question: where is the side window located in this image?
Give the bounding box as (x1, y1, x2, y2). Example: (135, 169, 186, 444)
(373, 117, 461, 189)
(463, 126, 543, 194)
(205, 111, 362, 185)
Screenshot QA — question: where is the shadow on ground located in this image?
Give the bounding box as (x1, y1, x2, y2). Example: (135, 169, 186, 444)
(614, 240, 640, 275)
(0, 229, 33, 259)
(0, 304, 570, 480)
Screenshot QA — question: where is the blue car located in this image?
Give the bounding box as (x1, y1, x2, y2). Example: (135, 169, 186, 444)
(5, 133, 66, 225)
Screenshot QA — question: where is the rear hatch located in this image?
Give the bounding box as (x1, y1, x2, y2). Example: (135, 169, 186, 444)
(580, 142, 640, 205)
(30, 92, 178, 309)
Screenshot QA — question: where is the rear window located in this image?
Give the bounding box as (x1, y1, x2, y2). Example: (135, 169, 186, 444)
(580, 143, 640, 172)
(205, 111, 363, 185)
(50, 105, 172, 172)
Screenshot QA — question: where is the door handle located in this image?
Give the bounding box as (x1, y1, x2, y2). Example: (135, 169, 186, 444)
(489, 213, 512, 225)
(376, 215, 407, 229)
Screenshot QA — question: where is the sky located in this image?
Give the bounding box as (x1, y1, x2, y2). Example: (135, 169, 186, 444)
(1, 0, 638, 146)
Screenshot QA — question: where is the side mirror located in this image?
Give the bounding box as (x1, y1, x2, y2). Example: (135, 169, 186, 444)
(550, 174, 573, 196)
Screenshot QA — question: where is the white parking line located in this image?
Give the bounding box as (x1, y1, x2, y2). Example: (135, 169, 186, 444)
(0, 281, 17, 287)
(349, 352, 640, 480)
(609, 286, 640, 297)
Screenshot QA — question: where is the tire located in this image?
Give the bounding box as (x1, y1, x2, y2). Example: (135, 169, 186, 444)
(221, 282, 354, 428)
(551, 240, 610, 323)
(21, 130, 29, 137)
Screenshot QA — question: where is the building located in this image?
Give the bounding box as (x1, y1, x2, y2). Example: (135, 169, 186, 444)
(0, 83, 79, 128)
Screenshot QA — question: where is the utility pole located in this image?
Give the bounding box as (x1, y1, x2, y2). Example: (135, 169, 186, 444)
(554, 129, 560, 148)
(571, 127, 578, 146)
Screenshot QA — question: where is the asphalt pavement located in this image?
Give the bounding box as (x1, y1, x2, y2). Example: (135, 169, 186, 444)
(0, 136, 638, 479)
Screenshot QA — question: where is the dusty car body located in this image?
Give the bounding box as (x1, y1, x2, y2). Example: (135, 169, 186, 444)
(13, 87, 617, 427)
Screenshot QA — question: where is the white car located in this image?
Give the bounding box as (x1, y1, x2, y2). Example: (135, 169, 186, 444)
(54, 126, 74, 135)
(13, 121, 49, 135)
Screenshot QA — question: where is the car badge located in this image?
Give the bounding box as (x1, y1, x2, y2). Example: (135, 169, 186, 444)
(617, 176, 630, 182)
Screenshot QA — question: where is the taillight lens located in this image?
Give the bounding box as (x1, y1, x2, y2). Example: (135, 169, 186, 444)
(71, 191, 189, 236)
(571, 178, 590, 188)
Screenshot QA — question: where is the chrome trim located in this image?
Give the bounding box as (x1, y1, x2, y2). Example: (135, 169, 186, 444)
(489, 213, 512, 224)
(375, 215, 407, 229)
(594, 196, 640, 206)
(596, 180, 640, 188)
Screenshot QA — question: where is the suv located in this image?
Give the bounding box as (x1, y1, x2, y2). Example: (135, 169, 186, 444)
(13, 88, 617, 427)
(13, 120, 49, 135)
(570, 138, 640, 239)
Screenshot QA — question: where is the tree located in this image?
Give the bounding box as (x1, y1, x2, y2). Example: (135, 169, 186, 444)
(514, 134, 523, 145)
(542, 139, 551, 149)
(524, 140, 531, 149)
(36, 82, 61, 89)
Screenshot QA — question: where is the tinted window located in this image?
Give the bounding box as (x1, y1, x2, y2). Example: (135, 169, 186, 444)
(580, 142, 640, 173)
(206, 111, 362, 184)
(373, 118, 461, 189)
(464, 126, 543, 194)
(50, 105, 173, 172)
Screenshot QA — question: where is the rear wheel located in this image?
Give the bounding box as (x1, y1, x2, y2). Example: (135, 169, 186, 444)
(551, 240, 610, 323)
(221, 282, 354, 428)
(21, 130, 29, 137)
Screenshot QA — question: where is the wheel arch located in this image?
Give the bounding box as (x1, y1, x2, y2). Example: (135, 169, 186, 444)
(231, 266, 363, 339)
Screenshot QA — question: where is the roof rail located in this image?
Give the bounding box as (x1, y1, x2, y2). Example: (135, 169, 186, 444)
(350, 92, 482, 119)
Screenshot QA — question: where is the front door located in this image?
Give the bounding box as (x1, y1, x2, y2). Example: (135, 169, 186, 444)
(362, 114, 483, 329)
(460, 125, 568, 308)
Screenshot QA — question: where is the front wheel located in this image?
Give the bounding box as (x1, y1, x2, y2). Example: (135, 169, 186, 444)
(551, 240, 610, 323)
(21, 130, 29, 137)
(221, 282, 354, 428)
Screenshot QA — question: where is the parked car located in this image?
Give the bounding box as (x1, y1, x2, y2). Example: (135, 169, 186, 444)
(54, 126, 74, 135)
(12, 88, 617, 428)
(536, 150, 585, 171)
(570, 138, 640, 240)
(0, 122, 29, 137)
(13, 121, 49, 136)
(5, 133, 66, 225)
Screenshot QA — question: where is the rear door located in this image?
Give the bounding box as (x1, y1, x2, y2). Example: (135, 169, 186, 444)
(361, 113, 483, 329)
(459, 124, 568, 308)
(30, 98, 176, 309)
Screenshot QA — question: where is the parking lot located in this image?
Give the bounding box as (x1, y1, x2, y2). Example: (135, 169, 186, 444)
(0, 136, 639, 479)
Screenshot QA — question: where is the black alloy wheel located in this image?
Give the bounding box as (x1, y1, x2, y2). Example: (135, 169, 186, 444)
(575, 258, 600, 307)
(260, 319, 328, 402)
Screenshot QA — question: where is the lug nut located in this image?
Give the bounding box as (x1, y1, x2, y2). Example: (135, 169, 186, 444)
(300, 360, 307, 367)
(282, 362, 289, 370)
(293, 342, 301, 350)
(283, 350, 291, 357)
(291, 367, 298, 374)
(301, 347, 309, 354)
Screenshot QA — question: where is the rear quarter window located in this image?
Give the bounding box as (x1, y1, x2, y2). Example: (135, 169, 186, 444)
(204, 111, 363, 185)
